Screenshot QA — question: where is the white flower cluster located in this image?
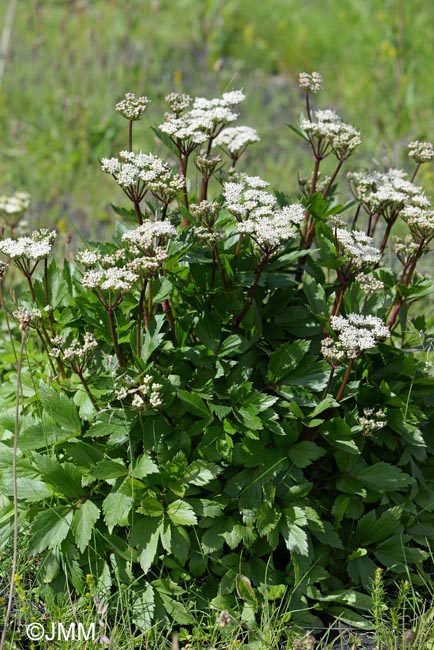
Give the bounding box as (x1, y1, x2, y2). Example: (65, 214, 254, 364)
(347, 169, 429, 215)
(300, 109, 361, 159)
(335, 227, 381, 266)
(122, 220, 176, 274)
(0, 191, 30, 216)
(355, 272, 384, 293)
(237, 204, 304, 250)
(12, 305, 51, 329)
(190, 202, 224, 244)
(400, 206, 434, 241)
(223, 175, 276, 219)
(358, 407, 387, 436)
(0, 229, 56, 260)
(408, 140, 434, 164)
(115, 93, 150, 120)
(116, 374, 163, 409)
(213, 126, 260, 156)
(76, 249, 125, 268)
(223, 175, 303, 250)
(298, 71, 323, 93)
(322, 313, 390, 363)
(159, 90, 245, 145)
(101, 151, 184, 201)
(392, 235, 419, 265)
(50, 332, 98, 363)
(165, 92, 192, 114)
(82, 267, 138, 292)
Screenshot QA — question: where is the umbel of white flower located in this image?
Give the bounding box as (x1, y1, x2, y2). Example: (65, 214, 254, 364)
(335, 227, 381, 266)
(115, 93, 150, 121)
(223, 175, 277, 219)
(0, 229, 56, 260)
(347, 168, 429, 216)
(213, 126, 260, 156)
(0, 191, 30, 216)
(408, 140, 434, 164)
(300, 109, 361, 160)
(298, 71, 323, 93)
(322, 313, 390, 363)
(159, 90, 245, 145)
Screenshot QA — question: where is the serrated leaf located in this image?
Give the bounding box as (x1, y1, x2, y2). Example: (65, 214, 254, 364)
(267, 340, 310, 382)
(72, 501, 100, 552)
(167, 499, 197, 526)
(288, 441, 326, 468)
(102, 493, 133, 533)
(137, 497, 165, 517)
(40, 386, 81, 435)
(142, 314, 165, 362)
(171, 525, 190, 564)
(28, 508, 73, 554)
(131, 453, 159, 478)
(351, 463, 414, 491)
(177, 390, 210, 418)
(185, 460, 220, 486)
(130, 517, 162, 574)
(132, 584, 155, 631)
(159, 593, 196, 625)
(281, 520, 309, 556)
(236, 574, 257, 603)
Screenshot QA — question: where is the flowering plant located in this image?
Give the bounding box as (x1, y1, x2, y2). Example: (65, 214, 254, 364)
(0, 78, 434, 633)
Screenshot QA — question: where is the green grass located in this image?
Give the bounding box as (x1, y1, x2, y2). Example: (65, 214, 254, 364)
(1, 0, 434, 235)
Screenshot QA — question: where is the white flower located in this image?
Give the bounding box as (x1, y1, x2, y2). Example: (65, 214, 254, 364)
(301, 109, 361, 159)
(358, 407, 387, 436)
(335, 228, 381, 266)
(159, 90, 245, 145)
(115, 93, 150, 120)
(165, 93, 192, 114)
(82, 267, 138, 292)
(0, 229, 56, 260)
(122, 221, 176, 252)
(408, 141, 434, 164)
(328, 313, 390, 360)
(237, 205, 303, 250)
(0, 191, 30, 215)
(355, 272, 384, 293)
(347, 169, 429, 215)
(401, 206, 434, 240)
(298, 71, 323, 93)
(213, 126, 260, 156)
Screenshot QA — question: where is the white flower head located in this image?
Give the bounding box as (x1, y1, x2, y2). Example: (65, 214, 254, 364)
(0, 229, 56, 260)
(213, 126, 260, 156)
(298, 71, 323, 93)
(408, 141, 434, 164)
(115, 93, 150, 120)
(328, 313, 390, 360)
(335, 228, 381, 267)
(0, 191, 30, 216)
(301, 109, 361, 159)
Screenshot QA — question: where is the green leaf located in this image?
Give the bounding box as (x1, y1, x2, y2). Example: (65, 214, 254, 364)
(88, 459, 127, 480)
(236, 574, 258, 604)
(195, 312, 221, 353)
(159, 593, 196, 625)
(102, 493, 133, 533)
(0, 477, 52, 502)
(281, 514, 309, 556)
(167, 500, 197, 526)
(171, 525, 190, 564)
(138, 497, 165, 518)
(281, 356, 330, 391)
(72, 501, 100, 553)
(185, 460, 221, 486)
(132, 584, 155, 631)
(177, 389, 210, 418)
(40, 386, 81, 435)
(355, 508, 402, 545)
(142, 314, 165, 362)
(303, 272, 327, 314)
(351, 463, 414, 491)
(28, 508, 73, 554)
(267, 340, 310, 382)
(288, 441, 326, 468)
(130, 517, 162, 574)
(131, 453, 159, 479)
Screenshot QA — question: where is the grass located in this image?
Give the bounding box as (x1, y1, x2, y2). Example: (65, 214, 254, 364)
(1, 0, 434, 235)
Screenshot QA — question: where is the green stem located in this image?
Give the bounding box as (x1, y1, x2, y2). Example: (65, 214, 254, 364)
(322, 366, 335, 400)
(75, 368, 99, 411)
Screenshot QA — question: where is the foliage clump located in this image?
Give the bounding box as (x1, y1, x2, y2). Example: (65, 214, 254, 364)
(0, 75, 434, 637)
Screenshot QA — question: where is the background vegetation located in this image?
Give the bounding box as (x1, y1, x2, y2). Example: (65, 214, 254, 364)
(1, 0, 434, 234)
